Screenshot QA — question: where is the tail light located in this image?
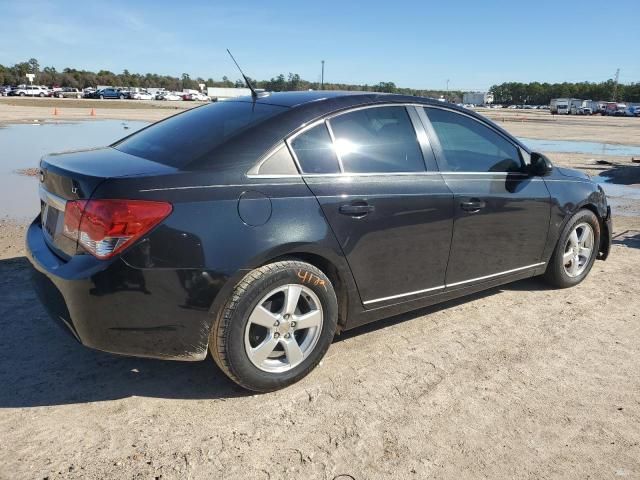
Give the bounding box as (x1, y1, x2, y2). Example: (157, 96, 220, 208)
(63, 199, 172, 259)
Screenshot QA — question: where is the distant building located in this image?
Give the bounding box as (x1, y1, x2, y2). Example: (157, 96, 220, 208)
(206, 87, 252, 100)
(463, 91, 494, 105)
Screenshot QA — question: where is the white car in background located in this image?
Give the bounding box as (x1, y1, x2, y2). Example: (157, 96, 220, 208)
(130, 91, 154, 100)
(183, 91, 210, 101)
(158, 91, 182, 101)
(10, 85, 50, 97)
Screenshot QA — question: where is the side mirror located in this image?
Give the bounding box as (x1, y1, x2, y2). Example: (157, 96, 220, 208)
(529, 152, 553, 176)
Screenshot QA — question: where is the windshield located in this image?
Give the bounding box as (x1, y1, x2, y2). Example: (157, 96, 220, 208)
(113, 101, 288, 168)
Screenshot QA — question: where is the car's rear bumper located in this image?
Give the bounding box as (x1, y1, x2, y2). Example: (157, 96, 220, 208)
(25, 218, 225, 361)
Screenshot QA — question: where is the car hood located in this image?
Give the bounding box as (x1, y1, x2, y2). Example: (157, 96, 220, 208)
(556, 166, 591, 181)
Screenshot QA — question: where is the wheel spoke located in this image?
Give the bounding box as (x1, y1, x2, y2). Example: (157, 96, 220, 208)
(577, 227, 591, 246)
(249, 335, 279, 365)
(283, 285, 303, 316)
(568, 256, 580, 275)
(568, 230, 579, 248)
(579, 247, 592, 259)
(249, 305, 279, 328)
(562, 250, 574, 264)
(293, 309, 322, 330)
(282, 337, 304, 366)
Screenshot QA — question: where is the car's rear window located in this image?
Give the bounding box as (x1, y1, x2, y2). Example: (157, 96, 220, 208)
(113, 101, 288, 167)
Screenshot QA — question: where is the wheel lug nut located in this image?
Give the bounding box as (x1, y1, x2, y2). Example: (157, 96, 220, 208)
(284, 314, 290, 320)
(290, 321, 296, 327)
(274, 321, 280, 327)
(274, 332, 280, 338)
(284, 333, 290, 339)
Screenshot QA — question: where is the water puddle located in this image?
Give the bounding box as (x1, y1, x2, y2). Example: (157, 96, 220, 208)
(0, 120, 149, 219)
(519, 137, 640, 157)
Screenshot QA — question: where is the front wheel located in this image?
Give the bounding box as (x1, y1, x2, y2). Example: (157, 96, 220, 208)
(544, 209, 600, 288)
(210, 260, 338, 392)
(99, 94, 104, 100)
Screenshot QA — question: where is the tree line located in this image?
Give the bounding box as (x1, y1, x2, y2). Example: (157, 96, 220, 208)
(490, 81, 640, 104)
(0, 58, 463, 100)
(1, 58, 638, 104)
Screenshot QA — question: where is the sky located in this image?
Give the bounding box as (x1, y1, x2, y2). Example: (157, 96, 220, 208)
(0, 0, 638, 91)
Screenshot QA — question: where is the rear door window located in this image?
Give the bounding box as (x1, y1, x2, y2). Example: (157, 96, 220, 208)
(114, 101, 288, 167)
(289, 123, 341, 174)
(424, 108, 523, 173)
(327, 106, 425, 173)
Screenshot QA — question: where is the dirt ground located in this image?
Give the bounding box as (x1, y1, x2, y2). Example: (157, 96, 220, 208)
(1, 100, 640, 480)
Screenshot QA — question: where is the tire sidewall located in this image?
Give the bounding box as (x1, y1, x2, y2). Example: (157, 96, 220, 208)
(550, 209, 600, 287)
(224, 264, 338, 391)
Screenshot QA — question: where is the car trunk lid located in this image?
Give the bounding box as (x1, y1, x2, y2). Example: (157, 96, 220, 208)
(38, 147, 177, 258)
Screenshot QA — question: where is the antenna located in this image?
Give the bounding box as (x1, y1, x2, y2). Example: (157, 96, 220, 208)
(226, 49, 258, 99)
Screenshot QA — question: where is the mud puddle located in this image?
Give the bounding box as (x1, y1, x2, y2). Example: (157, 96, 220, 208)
(0, 120, 148, 219)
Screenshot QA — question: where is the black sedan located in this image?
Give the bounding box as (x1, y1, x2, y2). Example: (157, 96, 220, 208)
(27, 91, 612, 391)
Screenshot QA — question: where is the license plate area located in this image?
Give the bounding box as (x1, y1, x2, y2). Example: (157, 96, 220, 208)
(42, 203, 62, 240)
(39, 186, 70, 254)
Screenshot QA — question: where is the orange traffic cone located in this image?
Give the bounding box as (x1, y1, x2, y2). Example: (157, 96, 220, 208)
(90, 108, 96, 117)
(53, 108, 58, 116)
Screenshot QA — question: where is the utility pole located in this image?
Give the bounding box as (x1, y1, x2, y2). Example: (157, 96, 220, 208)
(321, 60, 325, 90)
(446, 79, 450, 100)
(612, 68, 620, 101)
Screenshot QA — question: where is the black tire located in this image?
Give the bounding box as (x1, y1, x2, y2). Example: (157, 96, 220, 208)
(99, 94, 104, 100)
(210, 260, 338, 392)
(119, 94, 124, 99)
(544, 209, 600, 288)
(19, 92, 25, 97)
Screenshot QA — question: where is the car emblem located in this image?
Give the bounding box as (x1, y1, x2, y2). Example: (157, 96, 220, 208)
(39, 170, 46, 182)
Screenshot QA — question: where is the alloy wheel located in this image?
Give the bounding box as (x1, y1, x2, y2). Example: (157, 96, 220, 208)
(563, 222, 594, 277)
(244, 284, 323, 373)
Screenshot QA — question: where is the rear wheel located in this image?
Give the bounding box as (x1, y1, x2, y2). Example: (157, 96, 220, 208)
(210, 260, 338, 392)
(544, 209, 600, 288)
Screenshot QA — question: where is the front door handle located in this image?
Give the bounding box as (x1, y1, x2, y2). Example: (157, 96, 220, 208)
(339, 202, 374, 217)
(460, 199, 486, 212)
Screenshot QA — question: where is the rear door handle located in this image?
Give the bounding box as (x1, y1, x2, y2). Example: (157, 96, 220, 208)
(339, 202, 375, 217)
(460, 199, 486, 212)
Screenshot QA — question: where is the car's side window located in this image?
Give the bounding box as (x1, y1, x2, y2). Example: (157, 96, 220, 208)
(424, 108, 523, 173)
(289, 123, 341, 174)
(327, 106, 425, 173)
(250, 143, 299, 176)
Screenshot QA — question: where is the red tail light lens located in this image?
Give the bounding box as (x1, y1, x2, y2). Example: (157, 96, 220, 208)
(63, 199, 172, 259)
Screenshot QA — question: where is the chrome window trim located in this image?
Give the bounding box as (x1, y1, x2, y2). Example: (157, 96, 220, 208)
(323, 120, 345, 173)
(248, 102, 533, 179)
(363, 262, 545, 305)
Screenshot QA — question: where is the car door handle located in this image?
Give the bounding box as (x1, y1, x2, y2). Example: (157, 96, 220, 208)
(460, 199, 486, 212)
(339, 202, 375, 217)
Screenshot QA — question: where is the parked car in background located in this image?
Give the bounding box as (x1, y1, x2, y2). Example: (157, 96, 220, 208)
(55, 87, 83, 99)
(183, 91, 209, 101)
(130, 90, 154, 100)
(9, 85, 50, 97)
(0, 85, 12, 96)
(90, 88, 126, 99)
(158, 91, 182, 101)
(28, 91, 612, 392)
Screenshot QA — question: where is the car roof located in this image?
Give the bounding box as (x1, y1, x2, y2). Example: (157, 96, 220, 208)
(229, 90, 444, 108)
